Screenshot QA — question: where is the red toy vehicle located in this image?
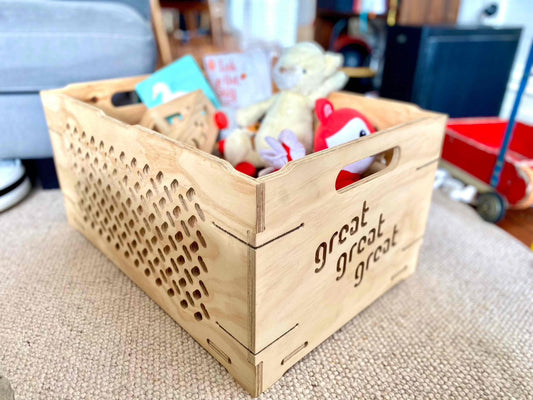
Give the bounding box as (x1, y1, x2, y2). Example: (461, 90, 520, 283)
(441, 118, 533, 220)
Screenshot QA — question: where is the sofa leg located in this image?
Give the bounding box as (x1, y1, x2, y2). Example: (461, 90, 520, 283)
(23, 158, 59, 189)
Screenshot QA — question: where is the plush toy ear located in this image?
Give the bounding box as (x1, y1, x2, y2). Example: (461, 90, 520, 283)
(315, 99, 334, 123)
(324, 52, 343, 77)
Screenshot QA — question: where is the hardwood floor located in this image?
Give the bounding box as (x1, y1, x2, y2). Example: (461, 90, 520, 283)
(498, 208, 533, 249)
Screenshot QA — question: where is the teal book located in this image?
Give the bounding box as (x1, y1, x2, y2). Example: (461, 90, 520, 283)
(135, 55, 221, 109)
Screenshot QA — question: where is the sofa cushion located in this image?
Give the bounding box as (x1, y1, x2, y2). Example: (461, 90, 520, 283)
(0, 92, 57, 159)
(0, 0, 157, 158)
(0, 0, 157, 92)
(56, 0, 152, 21)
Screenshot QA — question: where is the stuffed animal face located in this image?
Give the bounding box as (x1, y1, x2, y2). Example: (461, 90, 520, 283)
(314, 99, 376, 176)
(273, 42, 344, 96)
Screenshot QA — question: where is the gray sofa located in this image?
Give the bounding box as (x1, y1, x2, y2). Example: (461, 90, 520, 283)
(0, 0, 157, 161)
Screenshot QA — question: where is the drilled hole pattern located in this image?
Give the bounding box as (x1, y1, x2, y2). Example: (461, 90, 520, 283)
(64, 123, 211, 321)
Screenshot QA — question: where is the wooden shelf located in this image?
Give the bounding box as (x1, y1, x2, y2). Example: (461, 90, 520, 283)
(341, 67, 377, 78)
(317, 8, 387, 20)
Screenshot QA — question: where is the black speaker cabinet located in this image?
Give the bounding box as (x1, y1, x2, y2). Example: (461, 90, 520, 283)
(380, 26, 522, 118)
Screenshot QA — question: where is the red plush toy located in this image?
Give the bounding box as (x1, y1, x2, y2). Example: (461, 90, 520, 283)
(314, 99, 376, 189)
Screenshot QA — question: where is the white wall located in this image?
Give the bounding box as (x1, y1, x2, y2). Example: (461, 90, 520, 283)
(227, 0, 299, 50)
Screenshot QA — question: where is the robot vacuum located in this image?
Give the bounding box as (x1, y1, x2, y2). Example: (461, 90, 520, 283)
(0, 159, 31, 212)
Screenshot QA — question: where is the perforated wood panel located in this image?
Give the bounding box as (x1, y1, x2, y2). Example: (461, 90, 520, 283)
(63, 122, 211, 322)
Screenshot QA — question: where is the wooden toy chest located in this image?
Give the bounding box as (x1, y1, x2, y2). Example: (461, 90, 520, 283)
(41, 76, 446, 397)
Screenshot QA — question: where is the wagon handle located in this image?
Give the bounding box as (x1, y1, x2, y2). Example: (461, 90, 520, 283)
(490, 41, 533, 188)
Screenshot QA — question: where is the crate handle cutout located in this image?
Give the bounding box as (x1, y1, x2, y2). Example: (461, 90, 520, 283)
(259, 125, 410, 195)
(55, 75, 149, 125)
(335, 146, 400, 193)
(281, 341, 308, 365)
(65, 76, 145, 107)
(207, 339, 232, 364)
(110, 90, 141, 107)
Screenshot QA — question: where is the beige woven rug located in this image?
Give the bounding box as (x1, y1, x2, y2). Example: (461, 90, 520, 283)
(0, 189, 531, 399)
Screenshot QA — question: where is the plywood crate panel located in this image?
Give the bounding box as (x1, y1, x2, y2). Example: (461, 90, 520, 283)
(41, 76, 446, 396)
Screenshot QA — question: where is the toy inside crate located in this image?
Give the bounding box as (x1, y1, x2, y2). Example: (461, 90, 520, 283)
(138, 89, 218, 153)
(41, 75, 446, 396)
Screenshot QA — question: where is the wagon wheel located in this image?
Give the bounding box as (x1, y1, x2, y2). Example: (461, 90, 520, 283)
(476, 192, 506, 223)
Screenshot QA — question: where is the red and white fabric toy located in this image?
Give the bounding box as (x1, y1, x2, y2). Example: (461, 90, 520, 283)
(258, 129, 306, 176)
(314, 98, 376, 189)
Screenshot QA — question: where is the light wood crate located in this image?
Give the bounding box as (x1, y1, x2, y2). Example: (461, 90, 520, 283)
(41, 76, 446, 396)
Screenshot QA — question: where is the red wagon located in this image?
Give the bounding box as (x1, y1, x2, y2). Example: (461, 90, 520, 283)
(441, 117, 533, 218)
